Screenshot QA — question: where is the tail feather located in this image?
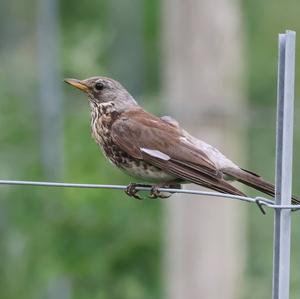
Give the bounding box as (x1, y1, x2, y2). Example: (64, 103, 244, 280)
(223, 167, 300, 205)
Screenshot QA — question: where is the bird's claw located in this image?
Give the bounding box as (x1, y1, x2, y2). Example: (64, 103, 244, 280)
(125, 183, 176, 200)
(149, 186, 160, 199)
(148, 185, 171, 199)
(125, 183, 142, 200)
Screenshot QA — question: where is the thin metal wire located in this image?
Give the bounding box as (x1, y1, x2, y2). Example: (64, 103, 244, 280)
(0, 179, 299, 211)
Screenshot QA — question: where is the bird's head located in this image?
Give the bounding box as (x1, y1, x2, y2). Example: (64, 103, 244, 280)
(64, 76, 137, 108)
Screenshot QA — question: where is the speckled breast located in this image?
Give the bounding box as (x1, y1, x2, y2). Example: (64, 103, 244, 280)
(90, 103, 175, 182)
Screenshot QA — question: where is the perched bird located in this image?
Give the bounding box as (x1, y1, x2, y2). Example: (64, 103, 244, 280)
(64, 76, 299, 203)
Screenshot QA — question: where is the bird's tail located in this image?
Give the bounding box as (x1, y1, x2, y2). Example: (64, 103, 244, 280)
(223, 167, 300, 205)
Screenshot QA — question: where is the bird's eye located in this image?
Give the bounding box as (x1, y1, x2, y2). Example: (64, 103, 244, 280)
(95, 82, 104, 91)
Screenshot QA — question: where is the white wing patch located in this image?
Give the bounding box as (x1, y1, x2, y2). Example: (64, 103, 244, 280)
(140, 148, 170, 161)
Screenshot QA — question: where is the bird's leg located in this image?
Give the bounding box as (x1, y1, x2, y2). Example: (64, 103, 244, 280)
(125, 183, 152, 200)
(149, 182, 182, 199)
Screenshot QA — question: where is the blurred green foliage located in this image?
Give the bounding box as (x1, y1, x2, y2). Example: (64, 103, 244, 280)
(0, 0, 162, 299)
(1, 0, 300, 298)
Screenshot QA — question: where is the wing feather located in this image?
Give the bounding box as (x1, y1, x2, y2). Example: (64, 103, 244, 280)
(142, 151, 245, 196)
(111, 109, 245, 196)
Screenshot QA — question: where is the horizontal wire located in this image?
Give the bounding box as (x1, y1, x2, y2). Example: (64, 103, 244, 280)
(0, 179, 299, 211)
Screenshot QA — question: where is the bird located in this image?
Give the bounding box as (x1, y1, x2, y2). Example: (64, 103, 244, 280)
(64, 76, 299, 204)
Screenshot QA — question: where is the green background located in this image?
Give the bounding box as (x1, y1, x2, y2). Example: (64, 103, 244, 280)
(0, 0, 300, 298)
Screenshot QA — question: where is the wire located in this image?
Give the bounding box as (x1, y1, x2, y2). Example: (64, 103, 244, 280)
(0, 179, 299, 211)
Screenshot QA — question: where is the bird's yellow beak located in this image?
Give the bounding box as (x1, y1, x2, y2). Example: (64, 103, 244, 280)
(64, 78, 89, 93)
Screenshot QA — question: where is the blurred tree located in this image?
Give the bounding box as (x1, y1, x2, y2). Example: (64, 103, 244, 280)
(162, 0, 246, 298)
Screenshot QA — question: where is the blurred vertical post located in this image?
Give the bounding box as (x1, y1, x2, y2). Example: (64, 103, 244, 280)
(163, 0, 246, 298)
(37, 0, 63, 178)
(107, 0, 145, 96)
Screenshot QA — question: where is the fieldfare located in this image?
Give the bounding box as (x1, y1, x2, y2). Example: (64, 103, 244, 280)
(64, 76, 299, 203)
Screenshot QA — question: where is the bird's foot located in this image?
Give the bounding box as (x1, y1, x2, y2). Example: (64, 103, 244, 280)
(125, 183, 182, 200)
(125, 183, 151, 200)
(149, 185, 161, 199)
(149, 183, 182, 199)
(149, 186, 170, 199)
(125, 183, 142, 199)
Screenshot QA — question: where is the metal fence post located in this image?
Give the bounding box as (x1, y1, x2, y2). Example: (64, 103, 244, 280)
(272, 30, 296, 299)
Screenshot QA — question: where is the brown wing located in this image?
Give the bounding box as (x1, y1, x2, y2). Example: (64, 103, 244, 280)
(111, 108, 245, 196)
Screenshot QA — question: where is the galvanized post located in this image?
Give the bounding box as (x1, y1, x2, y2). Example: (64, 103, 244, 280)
(272, 30, 296, 299)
